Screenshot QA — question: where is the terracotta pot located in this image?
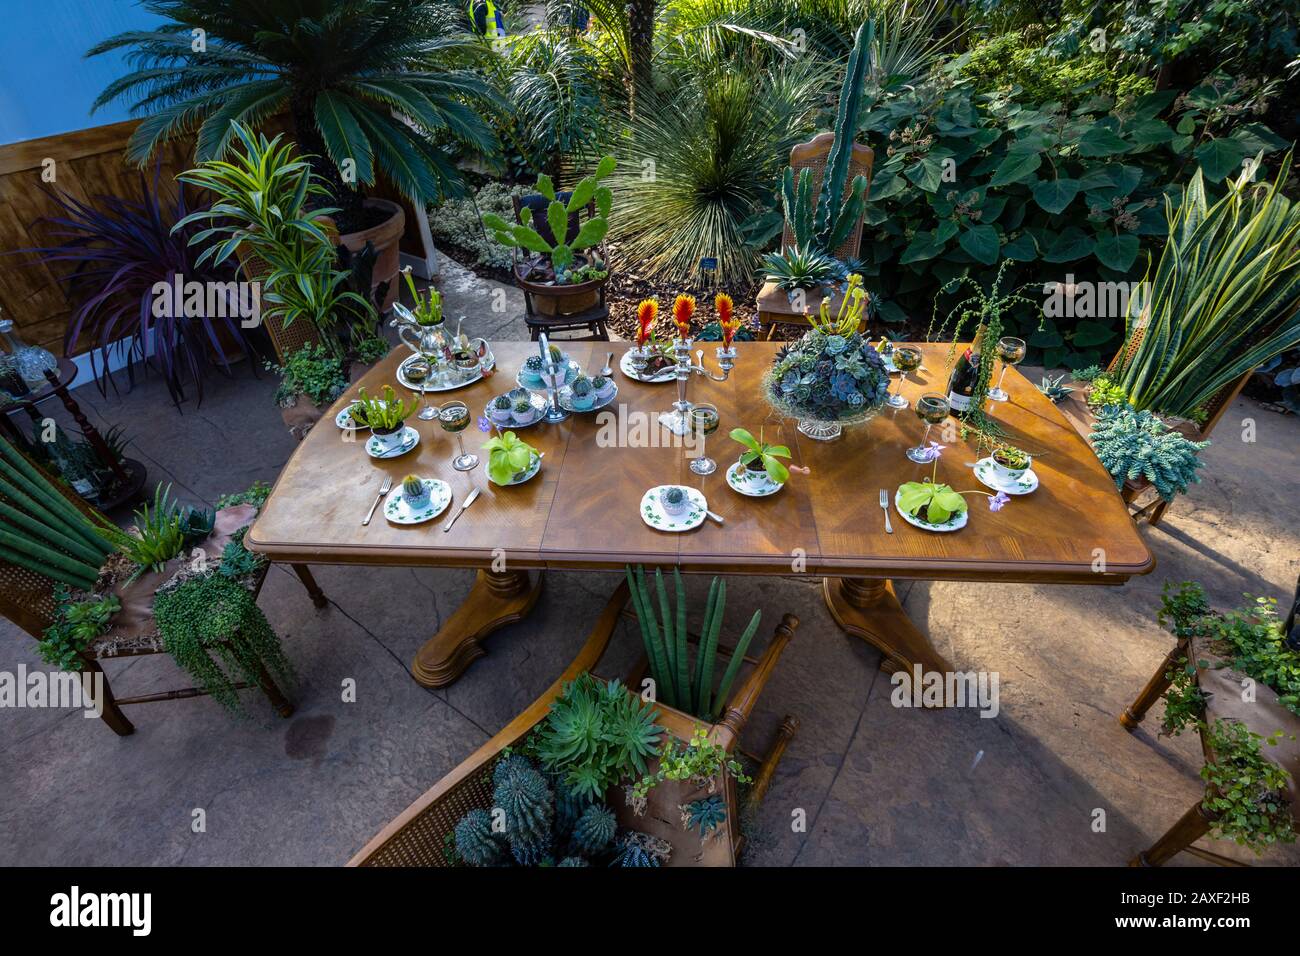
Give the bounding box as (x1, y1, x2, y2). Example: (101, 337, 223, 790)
(338, 198, 405, 311)
(515, 262, 607, 317)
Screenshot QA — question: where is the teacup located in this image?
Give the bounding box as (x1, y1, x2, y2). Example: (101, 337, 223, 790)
(989, 452, 1031, 485)
(660, 487, 690, 516)
(371, 423, 409, 454)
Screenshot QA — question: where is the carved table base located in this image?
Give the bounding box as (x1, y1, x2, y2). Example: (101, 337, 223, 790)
(822, 576, 954, 679)
(411, 569, 543, 688)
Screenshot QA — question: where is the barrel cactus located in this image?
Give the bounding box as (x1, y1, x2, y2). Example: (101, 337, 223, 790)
(454, 808, 507, 867)
(571, 804, 616, 855)
(492, 755, 553, 863)
(401, 474, 427, 503)
(558, 856, 590, 867)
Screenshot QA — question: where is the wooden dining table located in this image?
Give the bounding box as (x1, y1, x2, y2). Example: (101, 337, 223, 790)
(246, 340, 1154, 689)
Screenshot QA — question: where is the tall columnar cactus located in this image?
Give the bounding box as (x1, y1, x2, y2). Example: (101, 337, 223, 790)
(571, 804, 616, 856)
(454, 808, 508, 867)
(492, 754, 554, 864)
(482, 156, 616, 275)
(780, 20, 874, 255)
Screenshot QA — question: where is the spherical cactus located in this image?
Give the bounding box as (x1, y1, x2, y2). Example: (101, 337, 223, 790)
(454, 809, 507, 867)
(514, 398, 533, 413)
(402, 474, 427, 502)
(571, 376, 592, 397)
(493, 395, 512, 410)
(571, 804, 616, 855)
(548, 345, 564, 364)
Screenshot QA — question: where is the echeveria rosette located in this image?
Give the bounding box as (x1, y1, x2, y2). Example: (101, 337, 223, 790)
(763, 329, 889, 425)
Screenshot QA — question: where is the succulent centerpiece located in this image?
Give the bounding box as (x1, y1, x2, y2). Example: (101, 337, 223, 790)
(764, 275, 888, 441)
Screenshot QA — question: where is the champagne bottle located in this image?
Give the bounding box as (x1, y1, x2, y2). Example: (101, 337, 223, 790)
(946, 326, 985, 414)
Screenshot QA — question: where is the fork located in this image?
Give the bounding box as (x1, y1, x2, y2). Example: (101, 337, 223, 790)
(363, 476, 392, 526)
(879, 488, 893, 534)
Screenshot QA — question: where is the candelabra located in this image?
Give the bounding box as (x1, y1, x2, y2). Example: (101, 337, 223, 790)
(630, 338, 737, 436)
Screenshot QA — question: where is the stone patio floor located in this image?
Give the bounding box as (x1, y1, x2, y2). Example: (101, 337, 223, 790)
(2, 253, 1297, 867)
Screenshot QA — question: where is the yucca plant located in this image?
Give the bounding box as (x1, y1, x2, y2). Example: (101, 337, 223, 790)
(1112, 155, 1300, 420)
(88, 0, 499, 230)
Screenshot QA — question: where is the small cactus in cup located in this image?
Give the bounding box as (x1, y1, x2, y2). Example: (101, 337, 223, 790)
(571, 376, 591, 397)
(402, 474, 429, 505)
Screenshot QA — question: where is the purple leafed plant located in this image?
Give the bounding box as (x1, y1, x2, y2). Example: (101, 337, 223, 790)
(19, 169, 253, 408)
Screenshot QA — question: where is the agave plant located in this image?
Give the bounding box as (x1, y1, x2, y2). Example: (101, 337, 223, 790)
(88, 0, 499, 230)
(19, 171, 249, 407)
(1112, 155, 1300, 420)
(761, 244, 844, 291)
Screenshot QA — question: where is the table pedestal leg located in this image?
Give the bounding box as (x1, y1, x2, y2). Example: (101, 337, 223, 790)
(411, 569, 543, 688)
(822, 576, 953, 677)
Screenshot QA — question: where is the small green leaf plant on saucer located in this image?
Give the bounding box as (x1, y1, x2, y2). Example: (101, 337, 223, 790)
(352, 385, 419, 431)
(484, 430, 537, 485)
(729, 427, 792, 484)
(898, 442, 1010, 526)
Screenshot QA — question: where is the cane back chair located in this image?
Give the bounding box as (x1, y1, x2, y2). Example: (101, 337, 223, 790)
(349, 580, 800, 866)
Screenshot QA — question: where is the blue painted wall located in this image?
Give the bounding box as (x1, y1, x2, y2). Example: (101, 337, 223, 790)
(0, 0, 163, 144)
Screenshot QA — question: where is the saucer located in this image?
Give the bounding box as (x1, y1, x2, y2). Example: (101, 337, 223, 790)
(725, 461, 783, 497)
(365, 426, 420, 459)
(640, 485, 707, 532)
(894, 488, 969, 532)
(558, 381, 618, 413)
(973, 458, 1039, 495)
(484, 390, 547, 428)
(492, 452, 542, 487)
(383, 479, 452, 524)
(336, 401, 377, 431)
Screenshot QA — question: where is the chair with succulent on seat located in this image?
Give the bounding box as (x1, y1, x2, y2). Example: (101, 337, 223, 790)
(349, 573, 800, 867)
(0, 442, 327, 736)
(1120, 581, 1300, 866)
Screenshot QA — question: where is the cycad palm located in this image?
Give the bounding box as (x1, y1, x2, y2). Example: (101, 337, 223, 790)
(88, 0, 499, 230)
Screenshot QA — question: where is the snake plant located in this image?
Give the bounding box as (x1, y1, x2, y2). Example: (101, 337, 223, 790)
(1112, 154, 1300, 419)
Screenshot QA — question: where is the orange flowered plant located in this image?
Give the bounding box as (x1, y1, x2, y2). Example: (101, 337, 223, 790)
(715, 292, 738, 348)
(635, 298, 658, 346)
(672, 294, 695, 339)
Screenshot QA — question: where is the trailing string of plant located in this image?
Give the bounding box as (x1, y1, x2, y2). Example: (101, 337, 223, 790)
(1156, 581, 1298, 853)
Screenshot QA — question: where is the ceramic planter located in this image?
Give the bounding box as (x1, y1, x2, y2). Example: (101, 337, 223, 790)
(371, 422, 408, 454)
(990, 453, 1031, 484)
(661, 488, 690, 517)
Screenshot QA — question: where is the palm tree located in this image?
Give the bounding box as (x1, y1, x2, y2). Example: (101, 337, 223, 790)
(88, 0, 500, 232)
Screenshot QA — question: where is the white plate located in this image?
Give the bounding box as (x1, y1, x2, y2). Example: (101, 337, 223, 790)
(335, 402, 373, 431)
(384, 479, 452, 524)
(492, 451, 542, 487)
(725, 461, 783, 497)
(515, 357, 579, 392)
(973, 458, 1039, 495)
(894, 488, 969, 532)
(640, 485, 707, 532)
(558, 381, 618, 413)
(484, 391, 548, 428)
(365, 426, 420, 460)
(619, 350, 676, 384)
(397, 353, 493, 393)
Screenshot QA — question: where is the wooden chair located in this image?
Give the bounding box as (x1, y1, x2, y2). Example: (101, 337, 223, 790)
(349, 580, 800, 866)
(510, 193, 610, 342)
(0, 462, 329, 736)
(1119, 596, 1300, 866)
(756, 131, 875, 332)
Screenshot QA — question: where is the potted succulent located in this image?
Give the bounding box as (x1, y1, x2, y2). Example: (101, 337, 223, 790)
(729, 428, 792, 485)
(483, 156, 617, 317)
(591, 375, 616, 401)
(569, 376, 595, 410)
(520, 355, 547, 388)
(990, 444, 1032, 484)
(352, 385, 419, 454)
(512, 397, 537, 424)
(661, 486, 690, 517)
(484, 431, 538, 485)
(489, 395, 514, 426)
(401, 474, 430, 509)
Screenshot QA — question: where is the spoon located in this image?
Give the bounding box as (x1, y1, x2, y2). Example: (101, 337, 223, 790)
(600, 351, 614, 377)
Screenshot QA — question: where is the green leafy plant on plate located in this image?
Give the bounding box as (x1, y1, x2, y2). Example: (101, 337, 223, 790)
(729, 427, 791, 484)
(483, 430, 536, 485)
(897, 443, 1009, 524)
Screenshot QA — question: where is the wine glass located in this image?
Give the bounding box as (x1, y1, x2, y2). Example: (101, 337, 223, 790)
(689, 403, 720, 476)
(988, 336, 1026, 402)
(887, 345, 922, 409)
(405, 357, 437, 421)
(438, 401, 478, 471)
(907, 392, 950, 463)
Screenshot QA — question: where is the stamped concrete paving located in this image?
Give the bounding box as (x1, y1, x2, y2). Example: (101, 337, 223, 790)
(1, 269, 1297, 866)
